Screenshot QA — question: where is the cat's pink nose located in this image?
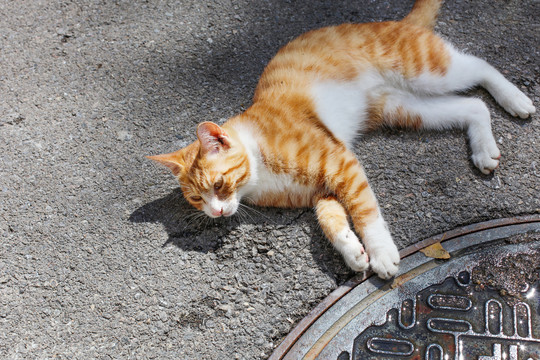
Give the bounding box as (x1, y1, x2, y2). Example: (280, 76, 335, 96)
(211, 208, 223, 217)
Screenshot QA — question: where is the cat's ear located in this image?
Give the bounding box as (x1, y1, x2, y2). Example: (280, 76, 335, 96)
(146, 150, 185, 176)
(197, 122, 231, 155)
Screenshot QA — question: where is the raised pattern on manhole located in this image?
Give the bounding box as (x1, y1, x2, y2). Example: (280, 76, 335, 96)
(341, 273, 539, 359)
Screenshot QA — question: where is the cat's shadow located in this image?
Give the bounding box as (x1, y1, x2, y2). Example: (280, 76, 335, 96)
(129, 188, 230, 253)
(129, 188, 354, 280)
(128, 188, 314, 251)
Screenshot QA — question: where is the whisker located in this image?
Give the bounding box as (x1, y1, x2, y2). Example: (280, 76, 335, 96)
(239, 203, 275, 224)
(182, 210, 202, 221)
(236, 206, 255, 224)
(203, 215, 213, 232)
(182, 212, 207, 231)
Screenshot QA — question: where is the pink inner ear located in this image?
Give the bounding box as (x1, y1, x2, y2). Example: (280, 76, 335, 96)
(197, 122, 230, 154)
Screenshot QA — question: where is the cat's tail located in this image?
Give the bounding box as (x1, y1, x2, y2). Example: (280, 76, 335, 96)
(401, 0, 442, 29)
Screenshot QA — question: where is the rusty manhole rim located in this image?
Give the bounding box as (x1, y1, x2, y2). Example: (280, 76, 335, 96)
(269, 214, 540, 360)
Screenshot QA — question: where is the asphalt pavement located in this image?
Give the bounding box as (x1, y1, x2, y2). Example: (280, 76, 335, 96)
(1, 0, 538, 359)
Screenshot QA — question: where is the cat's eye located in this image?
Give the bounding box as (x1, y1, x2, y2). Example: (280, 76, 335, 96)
(214, 177, 224, 190)
(190, 195, 202, 202)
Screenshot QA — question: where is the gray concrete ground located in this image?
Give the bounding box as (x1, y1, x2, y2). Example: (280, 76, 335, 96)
(0, 0, 538, 359)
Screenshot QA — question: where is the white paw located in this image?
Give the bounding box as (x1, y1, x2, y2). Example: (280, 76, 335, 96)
(335, 229, 369, 272)
(497, 85, 536, 119)
(369, 243, 400, 280)
(362, 216, 400, 279)
(471, 151, 500, 175)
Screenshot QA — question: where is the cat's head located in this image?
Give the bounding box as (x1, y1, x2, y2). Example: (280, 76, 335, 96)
(148, 122, 250, 218)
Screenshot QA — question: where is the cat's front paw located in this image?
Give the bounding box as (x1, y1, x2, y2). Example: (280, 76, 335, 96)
(336, 229, 369, 272)
(344, 244, 370, 273)
(369, 244, 400, 280)
(362, 216, 400, 279)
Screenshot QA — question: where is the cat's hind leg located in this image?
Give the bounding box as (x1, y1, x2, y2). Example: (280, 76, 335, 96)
(373, 92, 502, 174)
(314, 195, 370, 273)
(413, 49, 535, 118)
(450, 52, 535, 119)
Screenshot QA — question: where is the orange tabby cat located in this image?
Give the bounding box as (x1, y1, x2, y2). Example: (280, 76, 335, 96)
(148, 0, 535, 279)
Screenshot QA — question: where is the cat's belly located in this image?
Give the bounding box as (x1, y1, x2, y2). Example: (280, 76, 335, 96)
(311, 72, 384, 147)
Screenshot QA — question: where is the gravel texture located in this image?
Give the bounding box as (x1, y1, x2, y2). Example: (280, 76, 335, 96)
(472, 233, 540, 305)
(0, 0, 538, 359)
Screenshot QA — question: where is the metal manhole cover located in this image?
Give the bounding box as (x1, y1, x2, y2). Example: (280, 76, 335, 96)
(270, 216, 540, 360)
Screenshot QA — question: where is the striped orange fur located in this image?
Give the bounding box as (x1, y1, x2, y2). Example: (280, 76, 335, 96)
(148, 0, 536, 279)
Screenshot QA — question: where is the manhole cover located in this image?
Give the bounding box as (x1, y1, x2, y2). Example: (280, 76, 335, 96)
(270, 216, 540, 360)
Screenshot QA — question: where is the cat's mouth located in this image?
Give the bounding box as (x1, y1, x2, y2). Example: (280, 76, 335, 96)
(205, 204, 238, 218)
(222, 210, 235, 217)
(206, 210, 235, 218)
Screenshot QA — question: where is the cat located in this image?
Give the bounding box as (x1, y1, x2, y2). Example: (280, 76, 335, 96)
(147, 0, 535, 279)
